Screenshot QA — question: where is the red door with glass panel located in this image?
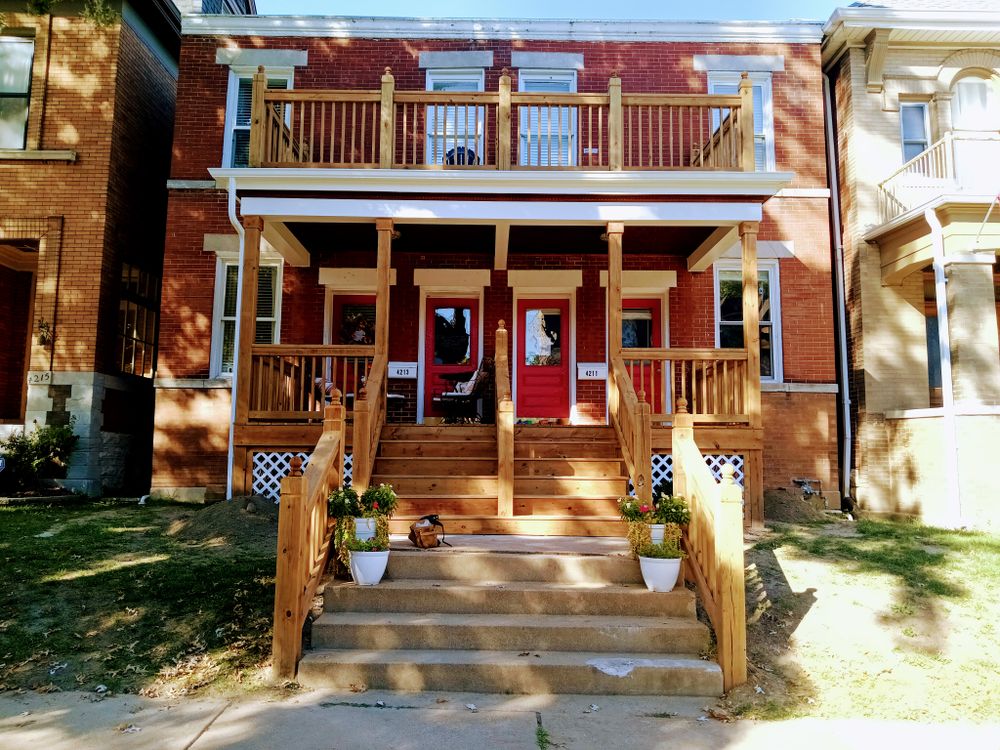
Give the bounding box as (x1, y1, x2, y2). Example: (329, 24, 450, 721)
(331, 294, 376, 403)
(516, 298, 570, 419)
(424, 298, 479, 419)
(622, 298, 664, 414)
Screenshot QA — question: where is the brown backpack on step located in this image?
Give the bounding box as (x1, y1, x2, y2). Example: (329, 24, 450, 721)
(408, 514, 451, 549)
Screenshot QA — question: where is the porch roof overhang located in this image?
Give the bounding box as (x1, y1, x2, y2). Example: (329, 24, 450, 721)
(863, 195, 1000, 285)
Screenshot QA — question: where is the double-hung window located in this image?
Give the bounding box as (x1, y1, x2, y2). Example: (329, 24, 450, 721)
(212, 260, 282, 376)
(715, 260, 782, 382)
(0, 37, 34, 150)
(518, 69, 577, 166)
(707, 71, 775, 171)
(223, 68, 291, 168)
(425, 69, 484, 166)
(900, 102, 930, 162)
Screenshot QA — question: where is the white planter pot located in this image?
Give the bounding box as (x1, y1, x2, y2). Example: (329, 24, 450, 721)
(349, 550, 389, 586)
(354, 517, 376, 541)
(649, 523, 666, 545)
(639, 556, 682, 592)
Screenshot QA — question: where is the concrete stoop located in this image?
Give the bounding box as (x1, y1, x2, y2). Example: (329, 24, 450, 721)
(299, 550, 723, 696)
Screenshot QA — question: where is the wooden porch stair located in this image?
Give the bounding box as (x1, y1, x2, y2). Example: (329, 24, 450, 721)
(374, 424, 629, 536)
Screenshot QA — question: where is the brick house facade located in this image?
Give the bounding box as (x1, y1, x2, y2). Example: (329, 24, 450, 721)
(152, 15, 840, 513)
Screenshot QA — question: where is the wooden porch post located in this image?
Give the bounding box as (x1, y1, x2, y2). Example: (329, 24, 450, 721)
(498, 69, 512, 170)
(249, 66, 267, 168)
(232, 215, 262, 496)
(606, 222, 624, 357)
(608, 74, 623, 171)
(738, 73, 755, 173)
(379, 68, 395, 169)
(374, 218, 394, 357)
(740, 221, 764, 527)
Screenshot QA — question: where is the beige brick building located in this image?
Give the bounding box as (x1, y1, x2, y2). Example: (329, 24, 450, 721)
(824, 4, 1000, 528)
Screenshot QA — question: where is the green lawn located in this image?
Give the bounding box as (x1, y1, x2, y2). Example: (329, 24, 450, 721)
(0, 498, 276, 697)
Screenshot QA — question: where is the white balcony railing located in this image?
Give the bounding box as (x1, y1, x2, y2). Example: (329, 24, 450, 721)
(878, 131, 1000, 224)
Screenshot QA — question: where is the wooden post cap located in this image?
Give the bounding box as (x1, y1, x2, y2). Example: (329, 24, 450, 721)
(722, 464, 736, 484)
(638, 389, 647, 404)
(257, 64, 265, 74)
(289, 456, 303, 477)
(677, 397, 688, 413)
(501, 67, 510, 77)
(330, 389, 342, 405)
(498, 319, 506, 330)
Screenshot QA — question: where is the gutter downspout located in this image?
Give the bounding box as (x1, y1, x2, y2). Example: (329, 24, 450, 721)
(925, 207, 962, 527)
(822, 73, 854, 506)
(225, 177, 244, 501)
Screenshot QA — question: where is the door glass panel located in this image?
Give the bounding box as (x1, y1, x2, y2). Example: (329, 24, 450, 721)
(338, 302, 376, 345)
(433, 306, 472, 365)
(524, 308, 562, 366)
(622, 309, 653, 348)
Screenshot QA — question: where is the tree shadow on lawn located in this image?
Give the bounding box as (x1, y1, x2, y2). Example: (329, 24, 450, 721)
(0, 499, 277, 696)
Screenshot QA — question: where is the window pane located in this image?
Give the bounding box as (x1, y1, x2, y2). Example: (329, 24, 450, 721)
(760, 325, 773, 378)
(524, 309, 562, 366)
(0, 98, 28, 149)
(221, 320, 236, 373)
(257, 266, 276, 318)
(901, 105, 926, 141)
(718, 271, 743, 322)
(758, 270, 771, 322)
(622, 309, 653, 348)
(432, 306, 472, 365)
(431, 79, 479, 92)
(903, 141, 926, 162)
(719, 324, 744, 348)
(230, 130, 250, 168)
(0, 39, 33, 93)
(338, 303, 376, 345)
(254, 320, 274, 344)
(223, 265, 239, 317)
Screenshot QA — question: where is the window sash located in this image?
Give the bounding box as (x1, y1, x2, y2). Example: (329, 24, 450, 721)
(425, 70, 484, 165)
(708, 73, 773, 171)
(226, 73, 290, 168)
(900, 103, 929, 161)
(518, 72, 577, 167)
(216, 263, 280, 375)
(715, 264, 780, 381)
(0, 37, 34, 150)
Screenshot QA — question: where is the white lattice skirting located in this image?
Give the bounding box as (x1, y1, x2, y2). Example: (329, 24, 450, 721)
(252, 451, 353, 501)
(630, 454, 744, 496)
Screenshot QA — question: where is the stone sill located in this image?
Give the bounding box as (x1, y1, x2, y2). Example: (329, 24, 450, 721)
(0, 149, 77, 162)
(885, 405, 1000, 420)
(155, 377, 232, 390)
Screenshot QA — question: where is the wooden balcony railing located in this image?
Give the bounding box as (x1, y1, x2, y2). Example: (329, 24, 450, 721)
(495, 321, 514, 517)
(272, 398, 345, 679)
(248, 344, 375, 423)
(672, 402, 747, 691)
(249, 66, 756, 172)
(622, 347, 750, 424)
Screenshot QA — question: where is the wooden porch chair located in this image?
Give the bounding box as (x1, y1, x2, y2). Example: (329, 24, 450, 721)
(432, 356, 494, 423)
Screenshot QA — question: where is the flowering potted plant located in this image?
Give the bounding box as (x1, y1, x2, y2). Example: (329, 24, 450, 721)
(636, 532, 686, 592)
(346, 536, 390, 586)
(650, 493, 690, 545)
(619, 496, 653, 557)
(355, 483, 398, 541)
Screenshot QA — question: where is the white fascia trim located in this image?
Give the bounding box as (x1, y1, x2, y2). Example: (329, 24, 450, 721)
(238, 197, 763, 226)
(824, 7, 1000, 36)
(210, 167, 793, 197)
(182, 15, 823, 43)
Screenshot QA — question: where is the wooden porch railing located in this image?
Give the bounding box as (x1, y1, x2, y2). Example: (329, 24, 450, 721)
(249, 66, 756, 172)
(495, 321, 514, 517)
(672, 402, 747, 691)
(608, 356, 653, 502)
(248, 344, 375, 423)
(350, 354, 388, 492)
(272, 397, 346, 679)
(622, 347, 750, 424)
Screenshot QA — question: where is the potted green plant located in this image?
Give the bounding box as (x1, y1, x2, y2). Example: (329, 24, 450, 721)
(650, 493, 691, 544)
(328, 486, 360, 567)
(346, 536, 390, 586)
(619, 496, 653, 557)
(356, 483, 398, 541)
(636, 531, 686, 592)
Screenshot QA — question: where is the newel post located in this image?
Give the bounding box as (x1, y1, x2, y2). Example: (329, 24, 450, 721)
(498, 69, 512, 170)
(379, 67, 395, 169)
(636, 389, 653, 503)
(272, 456, 305, 680)
(249, 65, 267, 168)
(671, 399, 693, 498)
(718, 463, 748, 690)
(608, 72, 623, 170)
(325, 393, 346, 489)
(496, 321, 514, 517)
(738, 73, 755, 172)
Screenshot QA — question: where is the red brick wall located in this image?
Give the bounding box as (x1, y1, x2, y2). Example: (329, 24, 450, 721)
(762, 391, 839, 497)
(0, 266, 33, 420)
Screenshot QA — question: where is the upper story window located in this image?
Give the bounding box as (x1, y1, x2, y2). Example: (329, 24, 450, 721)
(715, 259, 782, 382)
(223, 68, 291, 168)
(518, 69, 577, 167)
(0, 37, 34, 150)
(116, 263, 160, 379)
(900, 102, 930, 162)
(707, 71, 775, 171)
(951, 75, 1000, 131)
(425, 69, 484, 166)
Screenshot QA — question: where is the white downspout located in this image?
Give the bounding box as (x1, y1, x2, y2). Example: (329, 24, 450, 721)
(225, 177, 244, 500)
(822, 73, 854, 505)
(925, 207, 962, 527)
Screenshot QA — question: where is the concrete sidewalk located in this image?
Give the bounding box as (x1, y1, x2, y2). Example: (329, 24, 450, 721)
(2, 689, 999, 749)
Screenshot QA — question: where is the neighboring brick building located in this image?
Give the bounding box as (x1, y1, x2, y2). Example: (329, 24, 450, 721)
(825, 3, 1000, 528)
(153, 13, 840, 520)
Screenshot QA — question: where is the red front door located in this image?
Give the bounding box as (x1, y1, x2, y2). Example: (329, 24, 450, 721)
(424, 297, 479, 418)
(516, 298, 570, 419)
(623, 298, 664, 413)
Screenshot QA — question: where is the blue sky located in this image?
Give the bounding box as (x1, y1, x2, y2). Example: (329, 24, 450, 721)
(254, 0, 843, 23)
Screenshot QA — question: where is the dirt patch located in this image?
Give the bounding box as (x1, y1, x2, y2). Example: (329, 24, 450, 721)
(764, 489, 829, 524)
(167, 496, 279, 550)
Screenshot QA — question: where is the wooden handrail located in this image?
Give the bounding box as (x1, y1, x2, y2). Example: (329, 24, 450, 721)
(608, 356, 653, 502)
(622, 347, 748, 360)
(250, 67, 756, 171)
(495, 321, 514, 517)
(272, 396, 346, 679)
(351, 354, 387, 492)
(672, 403, 747, 691)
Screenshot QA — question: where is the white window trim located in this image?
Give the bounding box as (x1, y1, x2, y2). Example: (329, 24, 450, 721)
(899, 101, 930, 163)
(209, 254, 284, 378)
(707, 71, 775, 172)
(517, 69, 578, 167)
(222, 65, 293, 169)
(713, 258, 782, 383)
(424, 68, 485, 92)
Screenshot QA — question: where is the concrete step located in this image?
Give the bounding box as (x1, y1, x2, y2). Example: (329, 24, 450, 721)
(297, 648, 722, 695)
(378, 440, 497, 458)
(386, 551, 643, 584)
(374, 456, 498, 475)
(312, 612, 710, 654)
(323, 579, 696, 617)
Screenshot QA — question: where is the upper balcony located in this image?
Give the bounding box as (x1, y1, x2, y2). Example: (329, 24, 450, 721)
(246, 66, 758, 175)
(877, 130, 1000, 226)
